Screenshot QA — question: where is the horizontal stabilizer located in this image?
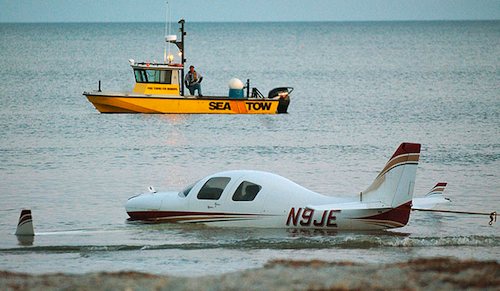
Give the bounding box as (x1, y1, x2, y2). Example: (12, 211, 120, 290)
(15, 209, 34, 236)
(412, 182, 450, 209)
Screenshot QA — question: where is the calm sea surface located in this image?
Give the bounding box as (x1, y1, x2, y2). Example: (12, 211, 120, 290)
(0, 21, 499, 276)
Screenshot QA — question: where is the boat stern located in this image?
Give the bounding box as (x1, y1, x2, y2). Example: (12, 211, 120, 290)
(268, 87, 293, 113)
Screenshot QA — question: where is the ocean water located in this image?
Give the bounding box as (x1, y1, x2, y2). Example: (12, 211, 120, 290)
(0, 21, 499, 276)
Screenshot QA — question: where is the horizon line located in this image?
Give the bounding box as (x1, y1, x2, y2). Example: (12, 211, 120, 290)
(1, 18, 499, 24)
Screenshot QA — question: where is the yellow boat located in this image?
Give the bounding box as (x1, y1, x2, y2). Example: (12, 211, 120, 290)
(84, 20, 292, 114)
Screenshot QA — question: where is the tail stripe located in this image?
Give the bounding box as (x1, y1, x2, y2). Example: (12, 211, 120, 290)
(428, 187, 446, 193)
(425, 182, 448, 197)
(376, 153, 420, 179)
(18, 213, 32, 226)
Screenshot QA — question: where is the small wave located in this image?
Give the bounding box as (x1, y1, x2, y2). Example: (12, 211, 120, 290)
(387, 235, 500, 248)
(0, 245, 142, 253)
(223, 235, 500, 249)
(1, 235, 498, 254)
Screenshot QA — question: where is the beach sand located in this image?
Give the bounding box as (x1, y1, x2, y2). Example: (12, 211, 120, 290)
(1, 258, 499, 290)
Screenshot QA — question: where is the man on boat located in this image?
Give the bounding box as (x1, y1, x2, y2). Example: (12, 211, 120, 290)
(185, 65, 203, 97)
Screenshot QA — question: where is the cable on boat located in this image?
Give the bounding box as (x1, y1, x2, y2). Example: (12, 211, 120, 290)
(412, 208, 497, 225)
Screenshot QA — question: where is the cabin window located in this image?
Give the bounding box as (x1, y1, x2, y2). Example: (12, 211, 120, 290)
(134, 70, 147, 83)
(197, 177, 230, 200)
(232, 181, 262, 201)
(159, 70, 172, 84)
(134, 69, 172, 84)
(146, 70, 160, 83)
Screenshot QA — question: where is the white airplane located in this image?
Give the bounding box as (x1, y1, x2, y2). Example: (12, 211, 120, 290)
(15, 181, 446, 238)
(412, 182, 450, 209)
(14, 145, 455, 237)
(125, 143, 421, 230)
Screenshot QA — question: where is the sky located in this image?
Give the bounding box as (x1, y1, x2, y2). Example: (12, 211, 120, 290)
(0, 0, 499, 23)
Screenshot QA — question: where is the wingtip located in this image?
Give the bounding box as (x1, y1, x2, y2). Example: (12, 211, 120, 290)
(425, 182, 448, 198)
(15, 209, 34, 236)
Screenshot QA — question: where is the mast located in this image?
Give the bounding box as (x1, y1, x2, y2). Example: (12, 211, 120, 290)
(178, 19, 186, 96)
(165, 19, 186, 96)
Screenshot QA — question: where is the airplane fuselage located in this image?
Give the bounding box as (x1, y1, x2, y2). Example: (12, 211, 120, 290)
(126, 168, 414, 230)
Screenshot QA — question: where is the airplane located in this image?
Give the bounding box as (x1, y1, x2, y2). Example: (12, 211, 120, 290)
(125, 143, 421, 230)
(412, 182, 450, 210)
(15, 179, 447, 239)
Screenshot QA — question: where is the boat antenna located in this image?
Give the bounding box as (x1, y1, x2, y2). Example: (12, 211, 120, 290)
(163, 1, 170, 63)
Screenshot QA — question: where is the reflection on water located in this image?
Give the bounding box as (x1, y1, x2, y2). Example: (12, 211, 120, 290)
(16, 235, 34, 246)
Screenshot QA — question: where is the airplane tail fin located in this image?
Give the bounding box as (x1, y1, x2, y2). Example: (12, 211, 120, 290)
(361, 143, 421, 210)
(15, 209, 34, 236)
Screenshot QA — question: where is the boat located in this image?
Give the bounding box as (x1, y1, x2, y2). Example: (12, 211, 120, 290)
(83, 19, 292, 114)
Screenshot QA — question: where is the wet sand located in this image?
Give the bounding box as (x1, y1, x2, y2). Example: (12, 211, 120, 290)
(1, 258, 499, 290)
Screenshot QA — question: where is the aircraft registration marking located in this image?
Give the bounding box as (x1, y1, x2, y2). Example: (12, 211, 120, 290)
(286, 207, 338, 228)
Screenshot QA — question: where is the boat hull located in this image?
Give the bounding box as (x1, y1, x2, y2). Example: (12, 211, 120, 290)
(84, 93, 289, 114)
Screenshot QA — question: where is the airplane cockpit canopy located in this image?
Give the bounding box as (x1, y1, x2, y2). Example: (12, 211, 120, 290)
(178, 174, 263, 202)
(197, 177, 231, 200)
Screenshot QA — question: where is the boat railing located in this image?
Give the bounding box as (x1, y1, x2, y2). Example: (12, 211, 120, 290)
(251, 87, 265, 99)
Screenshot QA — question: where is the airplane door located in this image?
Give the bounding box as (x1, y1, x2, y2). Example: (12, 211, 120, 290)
(189, 176, 232, 212)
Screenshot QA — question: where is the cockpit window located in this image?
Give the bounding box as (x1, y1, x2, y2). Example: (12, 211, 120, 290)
(232, 181, 262, 201)
(197, 177, 230, 200)
(179, 181, 197, 197)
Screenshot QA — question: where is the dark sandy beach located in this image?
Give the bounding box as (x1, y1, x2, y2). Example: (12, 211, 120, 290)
(2, 258, 498, 290)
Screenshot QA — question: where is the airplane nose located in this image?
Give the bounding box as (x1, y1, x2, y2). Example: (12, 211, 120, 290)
(125, 193, 162, 212)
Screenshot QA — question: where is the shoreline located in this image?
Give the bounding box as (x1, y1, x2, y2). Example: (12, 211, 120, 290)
(2, 258, 499, 290)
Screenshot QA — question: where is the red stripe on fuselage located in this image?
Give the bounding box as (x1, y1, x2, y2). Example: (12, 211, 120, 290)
(354, 201, 412, 226)
(127, 210, 265, 221)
